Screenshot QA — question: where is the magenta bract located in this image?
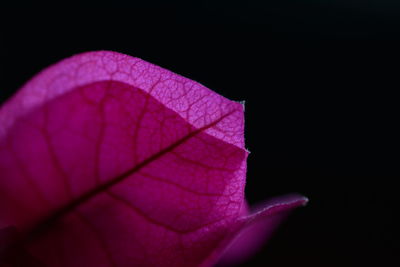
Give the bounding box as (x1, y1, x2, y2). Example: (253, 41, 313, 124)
(0, 51, 307, 266)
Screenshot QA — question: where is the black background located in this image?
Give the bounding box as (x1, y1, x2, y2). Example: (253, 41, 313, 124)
(1, 2, 398, 266)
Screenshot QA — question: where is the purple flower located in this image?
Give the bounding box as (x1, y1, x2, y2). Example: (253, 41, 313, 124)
(0, 51, 307, 266)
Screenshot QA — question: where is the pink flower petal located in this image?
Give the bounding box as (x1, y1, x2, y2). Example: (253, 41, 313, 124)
(0, 51, 247, 266)
(216, 195, 308, 266)
(202, 194, 308, 266)
(0, 51, 307, 266)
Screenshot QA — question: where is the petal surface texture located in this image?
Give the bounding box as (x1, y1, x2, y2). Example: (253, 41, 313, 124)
(0, 51, 247, 267)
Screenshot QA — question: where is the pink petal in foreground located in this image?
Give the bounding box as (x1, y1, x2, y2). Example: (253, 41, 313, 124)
(0, 51, 307, 267)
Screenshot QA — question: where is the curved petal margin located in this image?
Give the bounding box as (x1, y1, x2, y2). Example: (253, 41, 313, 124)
(207, 194, 308, 267)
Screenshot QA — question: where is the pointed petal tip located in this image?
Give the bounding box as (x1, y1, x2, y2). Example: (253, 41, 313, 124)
(300, 196, 309, 206)
(248, 193, 309, 219)
(279, 193, 309, 206)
